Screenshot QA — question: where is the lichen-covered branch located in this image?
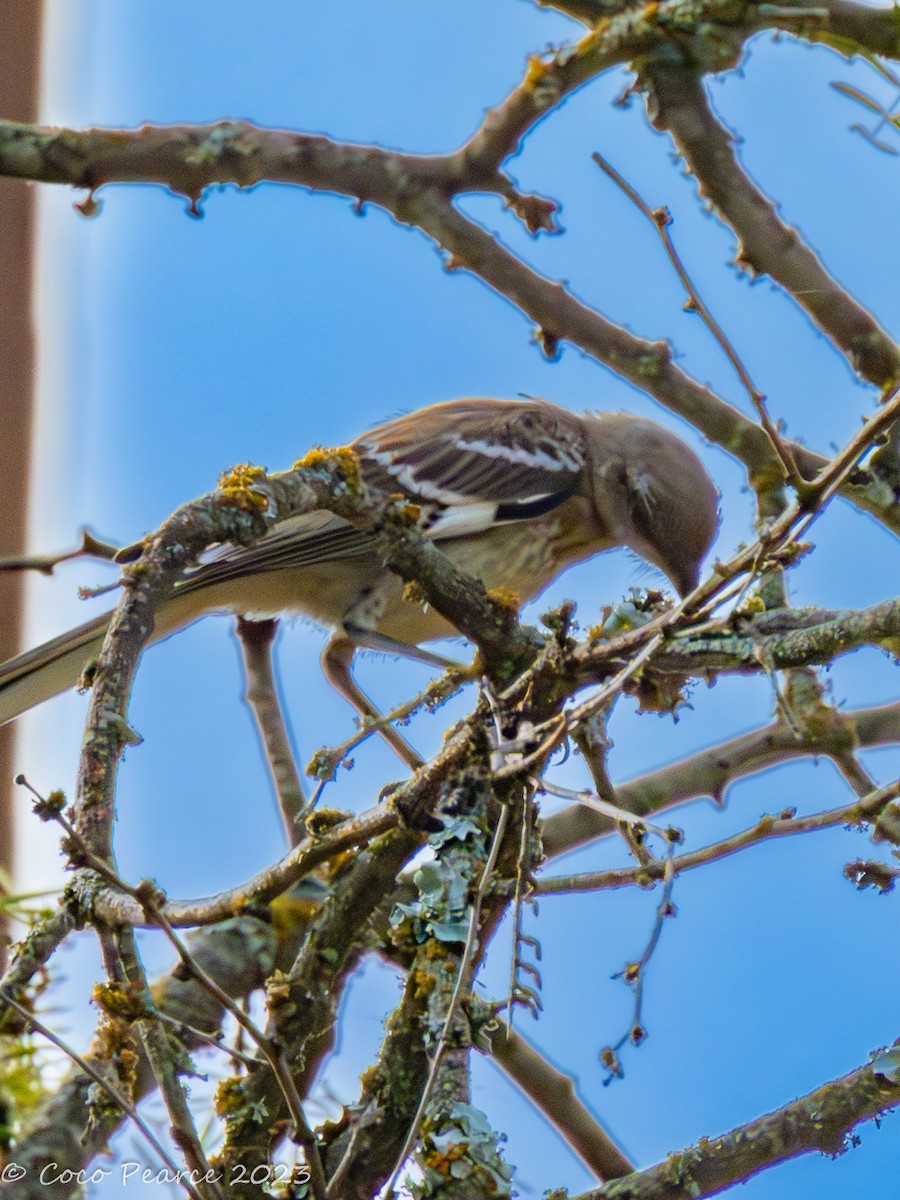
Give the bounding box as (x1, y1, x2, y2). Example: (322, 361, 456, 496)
(571, 1045, 900, 1200)
(1, 917, 279, 1200)
(544, 0, 900, 59)
(0, 117, 454, 208)
(74, 800, 398, 929)
(771, 0, 900, 58)
(216, 826, 422, 1188)
(646, 597, 900, 676)
(321, 956, 435, 1198)
(74, 581, 898, 929)
(71, 453, 537, 869)
(0, 908, 74, 1011)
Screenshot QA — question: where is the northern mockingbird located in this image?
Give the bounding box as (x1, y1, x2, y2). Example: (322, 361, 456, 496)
(0, 397, 719, 763)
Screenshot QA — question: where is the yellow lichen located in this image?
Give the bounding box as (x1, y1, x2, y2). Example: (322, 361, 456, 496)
(265, 969, 293, 1011)
(734, 594, 766, 618)
(217, 462, 268, 511)
(403, 580, 428, 605)
(388, 499, 422, 527)
(293, 444, 362, 489)
(422, 1142, 469, 1176)
(524, 54, 551, 88)
(92, 981, 149, 1022)
(411, 968, 437, 1000)
(304, 806, 348, 837)
(486, 586, 521, 616)
(213, 1076, 246, 1118)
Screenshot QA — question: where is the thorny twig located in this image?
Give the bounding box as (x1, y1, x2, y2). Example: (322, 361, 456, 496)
(600, 846, 678, 1082)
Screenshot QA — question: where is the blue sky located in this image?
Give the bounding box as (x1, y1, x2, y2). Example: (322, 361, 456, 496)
(14, 1, 900, 1195)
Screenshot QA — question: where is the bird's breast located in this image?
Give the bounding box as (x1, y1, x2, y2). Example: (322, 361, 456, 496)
(160, 496, 611, 650)
(376, 496, 609, 644)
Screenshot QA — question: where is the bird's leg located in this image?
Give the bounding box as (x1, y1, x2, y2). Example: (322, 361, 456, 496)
(320, 634, 425, 770)
(342, 623, 466, 672)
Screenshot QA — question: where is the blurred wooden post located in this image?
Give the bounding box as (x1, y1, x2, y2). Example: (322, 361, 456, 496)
(0, 2, 44, 964)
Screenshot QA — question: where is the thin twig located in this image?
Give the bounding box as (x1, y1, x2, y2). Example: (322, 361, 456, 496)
(600, 847, 677, 1080)
(536, 778, 676, 841)
(542, 700, 900, 859)
(113, 930, 224, 1200)
(152, 1010, 259, 1069)
(592, 151, 803, 495)
(305, 670, 464, 782)
(133, 893, 328, 1200)
(0, 529, 121, 575)
(642, 64, 900, 391)
(797, 382, 900, 508)
(538, 779, 900, 894)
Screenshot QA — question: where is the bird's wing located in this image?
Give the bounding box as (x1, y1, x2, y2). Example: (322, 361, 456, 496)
(355, 398, 586, 513)
(175, 511, 376, 593)
(177, 400, 587, 592)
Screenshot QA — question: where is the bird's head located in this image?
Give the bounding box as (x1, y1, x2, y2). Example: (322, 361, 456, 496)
(585, 413, 720, 597)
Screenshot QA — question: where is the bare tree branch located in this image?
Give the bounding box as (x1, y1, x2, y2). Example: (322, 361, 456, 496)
(541, 0, 900, 59)
(482, 1017, 635, 1181)
(539, 779, 900, 894)
(2, 109, 897, 532)
(644, 596, 900, 675)
(642, 64, 900, 391)
(542, 700, 900, 857)
(236, 617, 307, 844)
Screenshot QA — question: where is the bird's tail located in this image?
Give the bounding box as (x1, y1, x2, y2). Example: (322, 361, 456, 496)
(0, 611, 112, 727)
